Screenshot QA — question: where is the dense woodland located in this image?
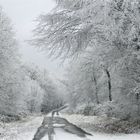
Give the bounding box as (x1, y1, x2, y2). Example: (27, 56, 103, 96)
(0, 0, 140, 123)
(0, 7, 62, 120)
(32, 0, 140, 119)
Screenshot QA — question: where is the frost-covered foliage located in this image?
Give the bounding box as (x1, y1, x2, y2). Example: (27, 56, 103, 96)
(0, 7, 26, 117)
(0, 7, 64, 120)
(22, 64, 64, 114)
(32, 0, 140, 119)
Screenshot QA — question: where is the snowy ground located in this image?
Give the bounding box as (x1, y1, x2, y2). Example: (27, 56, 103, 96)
(0, 115, 140, 140)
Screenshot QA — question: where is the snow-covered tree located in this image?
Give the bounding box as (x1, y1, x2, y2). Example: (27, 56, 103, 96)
(31, 0, 140, 118)
(22, 63, 63, 114)
(0, 7, 25, 116)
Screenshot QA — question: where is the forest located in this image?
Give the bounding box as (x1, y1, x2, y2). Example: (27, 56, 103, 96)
(32, 0, 140, 119)
(0, 0, 140, 139)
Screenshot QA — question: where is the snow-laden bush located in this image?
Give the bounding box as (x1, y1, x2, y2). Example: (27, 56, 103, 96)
(70, 101, 139, 120)
(0, 114, 21, 123)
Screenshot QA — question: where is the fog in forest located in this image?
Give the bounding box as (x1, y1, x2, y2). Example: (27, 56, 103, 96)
(0, 0, 140, 140)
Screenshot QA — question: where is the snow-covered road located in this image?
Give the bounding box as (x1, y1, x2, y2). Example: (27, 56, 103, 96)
(0, 115, 140, 140)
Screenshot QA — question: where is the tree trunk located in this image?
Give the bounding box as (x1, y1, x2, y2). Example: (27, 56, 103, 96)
(92, 74, 99, 104)
(136, 93, 140, 116)
(105, 69, 112, 101)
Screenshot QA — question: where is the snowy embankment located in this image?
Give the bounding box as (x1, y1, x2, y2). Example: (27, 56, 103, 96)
(62, 114, 140, 134)
(0, 114, 140, 140)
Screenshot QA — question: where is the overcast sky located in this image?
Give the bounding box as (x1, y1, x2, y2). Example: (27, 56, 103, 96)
(0, 0, 65, 79)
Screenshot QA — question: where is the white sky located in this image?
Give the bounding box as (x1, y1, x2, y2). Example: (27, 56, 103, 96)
(0, 0, 65, 79)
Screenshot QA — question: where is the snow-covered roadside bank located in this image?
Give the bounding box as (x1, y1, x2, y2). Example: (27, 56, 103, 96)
(0, 116, 43, 140)
(63, 114, 140, 134)
(0, 115, 140, 140)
